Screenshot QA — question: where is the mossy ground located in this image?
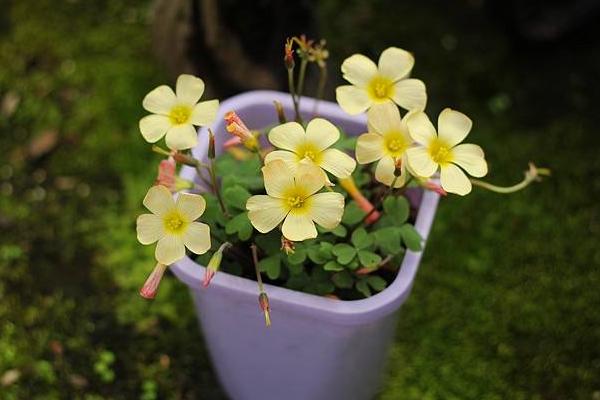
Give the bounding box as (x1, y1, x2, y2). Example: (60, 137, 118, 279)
(0, 0, 598, 399)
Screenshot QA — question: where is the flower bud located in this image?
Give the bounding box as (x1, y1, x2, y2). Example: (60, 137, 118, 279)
(140, 263, 168, 299)
(258, 292, 271, 327)
(273, 101, 287, 124)
(208, 130, 216, 160)
(280, 237, 295, 255)
(284, 38, 295, 70)
(424, 181, 447, 196)
(155, 157, 176, 190)
(224, 111, 258, 150)
(203, 242, 231, 287)
(339, 177, 381, 224)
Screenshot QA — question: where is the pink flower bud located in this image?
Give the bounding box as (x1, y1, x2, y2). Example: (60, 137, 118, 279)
(424, 181, 447, 196)
(155, 157, 176, 190)
(339, 177, 381, 224)
(140, 263, 168, 299)
(258, 292, 271, 327)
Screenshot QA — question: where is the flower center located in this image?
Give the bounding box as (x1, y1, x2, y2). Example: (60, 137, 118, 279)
(169, 105, 192, 125)
(384, 132, 408, 157)
(287, 196, 305, 208)
(295, 143, 321, 163)
(163, 210, 188, 234)
(367, 76, 394, 102)
(429, 139, 453, 165)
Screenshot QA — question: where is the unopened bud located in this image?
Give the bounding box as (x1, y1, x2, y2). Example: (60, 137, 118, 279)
(273, 101, 287, 124)
(140, 263, 168, 299)
(339, 177, 381, 224)
(280, 237, 295, 255)
(424, 181, 447, 196)
(172, 151, 199, 167)
(203, 242, 231, 287)
(208, 129, 216, 159)
(224, 111, 258, 150)
(258, 292, 271, 327)
(284, 38, 295, 70)
(155, 157, 176, 190)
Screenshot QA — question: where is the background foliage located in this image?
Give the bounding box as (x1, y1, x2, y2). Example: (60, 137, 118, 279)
(0, 0, 598, 398)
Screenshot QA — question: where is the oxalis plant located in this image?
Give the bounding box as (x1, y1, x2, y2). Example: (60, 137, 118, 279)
(134, 36, 550, 327)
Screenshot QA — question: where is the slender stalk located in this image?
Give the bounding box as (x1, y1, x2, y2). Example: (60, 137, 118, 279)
(470, 163, 550, 194)
(312, 65, 327, 116)
(250, 244, 265, 292)
(361, 175, 399, 223)
(296, 58, 308, 112)
(207, 129, 229, 217)
(287, 67, 301, 123)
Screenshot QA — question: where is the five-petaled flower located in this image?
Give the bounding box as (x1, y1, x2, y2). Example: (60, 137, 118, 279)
(139, 74, 219, 151)
(406, 109, 488, 195)
(336, 47, 427, 115)
(264, 118, 356, 183)
(136, 185, 211, 265)
(246, 160, 345, 241)
(355, 103, 414, 188)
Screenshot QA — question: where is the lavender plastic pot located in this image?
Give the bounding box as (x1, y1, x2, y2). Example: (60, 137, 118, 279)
(171, 91, 440, 400)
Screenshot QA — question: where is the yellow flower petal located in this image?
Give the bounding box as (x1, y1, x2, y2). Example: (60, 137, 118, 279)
(319, 148, 356, 179)
(378, 47, 414, 82)
(305, 118, 339, 151)
(247, 195, 289, 233)
(282, 213, 317, 241)
(367, 103, 403, 136)
(341, 54, 378, 87)
(143, 85, 176, 114)
(406, 146, 438, 177)
(440, 163, 472, 195)
(392, 79, 427, 111)
(336, 85, 371, 115)
(438, 108, 472, 147)
(183, 222, 211, 255)
(176, 74, 205, 105)
(375, 156, 406, 188)
(165, 124, 197, 150)
(144, 185, 175, 217)
(452, 144, 488, 177)
(356, 133, 385, 164)
(176, 192, 206, 221)
(296, 162, 325, 195)
(406, 111, 437, 145)
(190, 99, 219, 126)
(139, 114, 171, 143)
(136, 214, 164, 244)
(268, 122, 305, 152)
(155, 234, 185, 265)
(264, 150, 298, 174)
(262, 160, 294, 198)
(308, 192, 344, 229)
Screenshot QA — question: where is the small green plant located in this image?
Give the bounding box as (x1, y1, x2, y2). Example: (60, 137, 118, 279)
(133, 37, 549, 326)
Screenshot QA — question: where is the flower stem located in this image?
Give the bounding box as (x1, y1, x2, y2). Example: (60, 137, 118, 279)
(470, 163, 551, 194)
(296, 58, 308, 112)
(312, 65, 327, 116)
(361, 175, 399, 223)
(287, 67, 301, 123)
(251, 243, 271, 327)
(207, 129, 229, 217)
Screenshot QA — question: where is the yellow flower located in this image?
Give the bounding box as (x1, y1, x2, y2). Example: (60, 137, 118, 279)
(136, 185, 211, 264)
(406, 109, 488, 196)
(336, 47, 427, 115)
(139, 74, 219, 151)
(355, 103, 413, 188)
(246, 160, 345, 241)
(264, 118, 356, 182)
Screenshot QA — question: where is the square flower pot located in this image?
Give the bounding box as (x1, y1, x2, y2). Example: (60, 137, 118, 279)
(171, 90, 440, 400)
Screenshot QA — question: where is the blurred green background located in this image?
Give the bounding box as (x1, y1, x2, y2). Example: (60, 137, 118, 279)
(1, 0, 599, 398)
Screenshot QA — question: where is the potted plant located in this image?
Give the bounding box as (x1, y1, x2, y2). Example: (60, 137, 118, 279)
(133, 37, 549, 400)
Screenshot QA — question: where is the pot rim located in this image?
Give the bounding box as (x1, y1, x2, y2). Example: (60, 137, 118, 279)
(171, 90, 440, 325)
